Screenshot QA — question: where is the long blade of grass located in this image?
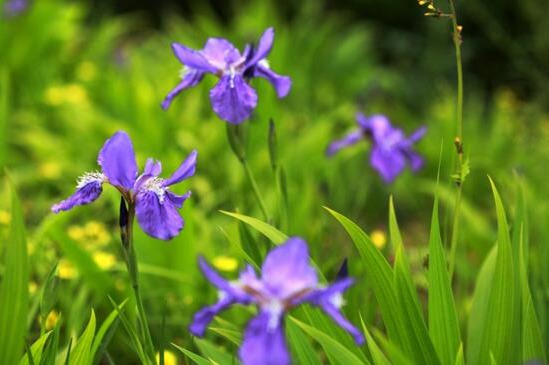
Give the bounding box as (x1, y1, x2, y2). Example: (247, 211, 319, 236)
(0, 178, 29, 365)
(219, 211, 287, 244)
(69, 310, 96, 365)
(91, 299, 127, 365)
(19, 331, 52, 365)
(171, 343, 217, 365)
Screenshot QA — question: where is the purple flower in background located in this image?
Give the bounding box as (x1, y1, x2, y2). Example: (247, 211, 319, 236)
(327, 113, 426, 183)
(162, 27, 291, 124)
(190, 237, 364, 365)
(3, 0, 28, 17)
(52, 131, 197, 240)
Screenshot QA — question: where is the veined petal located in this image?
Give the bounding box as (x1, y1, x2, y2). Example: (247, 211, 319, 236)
(239, 312, 290, 365)
(161, 68, 204, 110)
(201, 38, 242, 69)
(261, 237, 318, 300)
(171, 43, 218, 73)
(97, 131, 138, 190)
(51, 174, 104, 213)
(370, 146, 406, 183)
(210, 74, 258, 124)
(135, 190, 184, 240)
(306, 278, 365, 345)
(162, 150, 197, 187)
(166, 191, 191, 209)
(254, 63, 291, 98)
(326, 130, 363, 156)
(245, 27, 275, 68)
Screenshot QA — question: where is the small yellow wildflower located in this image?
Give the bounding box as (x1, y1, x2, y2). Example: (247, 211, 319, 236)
(58, 259, 77, 279)
(370, 229, 387, 250)
(76, 61, 97, 82)
(0, 210, 11, 225)
(28, 281, 38, 295)
(93, 251, 117, 270)
(39, 161, 61, 179)
(65, 84, 88, 104)
(45, 310, 60, 330)
(68, 225, 85, 241)
(212, 255, 238, 272)
(156, 350, 177, 365)
(44, 86, 64, 106)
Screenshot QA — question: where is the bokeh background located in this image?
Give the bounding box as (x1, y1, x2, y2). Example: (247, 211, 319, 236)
(1, 0, 548, 363)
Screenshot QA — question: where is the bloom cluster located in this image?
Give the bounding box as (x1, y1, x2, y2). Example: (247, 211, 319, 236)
(190, 237, 364, 365)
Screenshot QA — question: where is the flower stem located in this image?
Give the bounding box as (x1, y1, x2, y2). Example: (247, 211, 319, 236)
(447, 0, 464, 280)
(241, 158, 272, 222)
(121, 202, 156, 364)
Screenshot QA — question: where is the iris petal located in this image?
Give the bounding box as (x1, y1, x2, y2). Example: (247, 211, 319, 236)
(161, 69, 204, 110)
(326, 130, 363, 156)
(254, 64, 291, 98)
(201, 38, 242, 69)
(370, 146, 407, 183)
(239, 312, 290, 365)
(97, 131, 138, 190)
(51, 178, 103, 213)
(135, 190, 185, 240)
(245, 27, 275, 68)
(171, 43, 218, 73)
(261, 237, 318, 299)
(162, 150, 197, 187)
(210, 75, 258, 124)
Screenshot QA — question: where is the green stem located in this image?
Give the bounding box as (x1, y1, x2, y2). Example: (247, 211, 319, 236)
(447, 0, 464, 280)
(241, 158, 272, 222)
(123, 205, 156, 364)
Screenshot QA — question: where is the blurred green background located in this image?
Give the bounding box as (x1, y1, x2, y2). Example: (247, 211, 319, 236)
(1, 0, 548, 363)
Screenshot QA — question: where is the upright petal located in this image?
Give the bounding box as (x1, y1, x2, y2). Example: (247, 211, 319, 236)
(326, 130, 363, 156)
(306, 278, 365, 345)
(239, 312, 290, 365)
(135, 190, 184, 240)
(161, 69, 204, 110)
(51, 175, 104, 213)
(245, 27, 275, 68)
(358, 114, 392, 142)
(143, 158, 162, 177)
(261, 237, 318, 299)
(171, 43, 218, 73)
(97, 131, 138, 190)
(254, 64, 291, 98)
(370, 146, 406, 183)
(162, 150, 197, 187)
(210, 75, 258, 124)
(201, 38, 242, 69)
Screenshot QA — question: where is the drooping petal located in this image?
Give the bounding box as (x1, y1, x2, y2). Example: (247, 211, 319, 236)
(326, 130, 363, 156)
(171, 43, 218, 73)
(161, 69, 205, 110)
(197, 256, 235, 293)
(162, 150, 197, 187)
(201, 38, 242, 69)
(210, 74, 258, 124)
(239, 312, 290, 365)
(254, 64, 291, 98)
(97, 131, 138, 190)
(51, 174, 104, 213)
(245, 27, 275, 68)
(405, 150, 424, 172)
(261, 237, 318, 300)
(370, 146, 406, 183)
(165, 190, 191, 209)
(305, 278, 365, 345)
(135, 190, 184, 240)
(189, 295, 235, 337)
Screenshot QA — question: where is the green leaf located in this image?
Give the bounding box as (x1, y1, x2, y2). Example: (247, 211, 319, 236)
(220, 211, 287, 244)
(291, 317, 369, 365)
(195, 338, 236, 365)
(427, 197, 461, 364)
(454, 343, 464, 365)
(19, 331, 52, 365)
(471, 179, 520, 365)
(0, 178, 29, 365)
(286, 320, 322, 365)
(324, 207, 404, 350)
(371, 329, 414, 365)
(91, 299, 127, 365)
(359, 315, 390, 365)
(172, 343, 217, 365)
(69, 310, 96, 365)
(390, 198, 440, 365)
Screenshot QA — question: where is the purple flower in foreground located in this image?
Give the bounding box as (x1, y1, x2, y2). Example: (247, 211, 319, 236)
(190, 237, 364, 365)
(162, 27, 291, 124)
(52, 131, 197, 240)
(3, 0, 28, 17)
(327, 113, 426, 183)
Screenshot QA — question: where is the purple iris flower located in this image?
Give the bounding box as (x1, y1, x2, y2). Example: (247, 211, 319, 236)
(327, 113, 426, 183)
(51, 131, 197, 240)
(3, 0, 28, 17)
(161, 27, 291, 124)
(190, 237, 364, 365)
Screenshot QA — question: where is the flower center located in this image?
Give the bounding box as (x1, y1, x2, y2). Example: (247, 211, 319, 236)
(142, 176, 167, 203)
(77, 172, 106, 189)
